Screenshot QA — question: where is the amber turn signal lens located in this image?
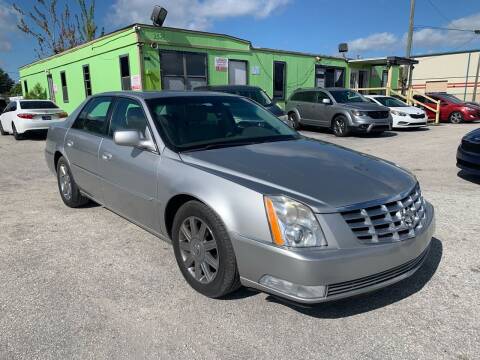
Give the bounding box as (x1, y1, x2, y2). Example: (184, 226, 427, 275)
(264, 197, 285, 246)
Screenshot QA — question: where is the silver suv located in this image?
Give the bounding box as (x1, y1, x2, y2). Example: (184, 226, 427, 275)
(285, 88, 393, 136)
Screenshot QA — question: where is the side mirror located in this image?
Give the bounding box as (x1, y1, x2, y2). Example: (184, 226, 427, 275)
(322, 98, 331, 105)
(113, 130, 156, 151)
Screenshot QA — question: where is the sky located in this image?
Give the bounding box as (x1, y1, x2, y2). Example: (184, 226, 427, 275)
(1, 0, 479, 81)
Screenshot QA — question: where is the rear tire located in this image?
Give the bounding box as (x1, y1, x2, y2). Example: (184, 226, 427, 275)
(332, 115, 350, 137)
(449, 111, 463, 124)
(0, 121, 7, 135)
(172, 200, 241, 298)
(288, 112, 301, 130)
(56, 156, 89, 208)
(12, 123, 22, 140)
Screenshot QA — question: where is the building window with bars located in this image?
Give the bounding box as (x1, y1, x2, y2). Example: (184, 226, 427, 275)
(60, 71, 69, 103)
(83, 65, 92, 97)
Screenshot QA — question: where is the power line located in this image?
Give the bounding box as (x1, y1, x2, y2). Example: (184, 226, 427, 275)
(414, 25, 480, 33)
(424, 0, 452, 23)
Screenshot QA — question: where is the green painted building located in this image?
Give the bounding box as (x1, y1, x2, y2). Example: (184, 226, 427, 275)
(19, 24, 402, 113)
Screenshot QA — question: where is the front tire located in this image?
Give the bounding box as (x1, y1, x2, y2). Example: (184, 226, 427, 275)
(449, 111, 463, 124)
(56, 156, 89, 208)
(172, 200, 241, 298)
(332, 115, 350, 137)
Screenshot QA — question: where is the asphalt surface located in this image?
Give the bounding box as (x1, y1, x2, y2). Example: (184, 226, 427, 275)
(0, 124, 479, 359)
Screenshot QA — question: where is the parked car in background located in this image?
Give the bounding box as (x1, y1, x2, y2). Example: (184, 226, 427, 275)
(45, 91, 434, 304)
(285, 88, 392, 136)
(457, 127, 480, 176)
(194, 85, 287, 122)
(0, 99, 68, 140)
(365, 95, 427, 129)
(413, 93, 480, 123)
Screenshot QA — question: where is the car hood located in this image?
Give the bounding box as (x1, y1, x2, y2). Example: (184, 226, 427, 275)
(463, 127, 480, 141)
(180, 138, 416, 212)
(389, 106, 425, 115)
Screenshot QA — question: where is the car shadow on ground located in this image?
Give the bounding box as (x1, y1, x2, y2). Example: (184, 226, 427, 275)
(300, 126, 398, 138)
(18, 131, 48, 141)
(264, 237, 443, 318)
(457, 170, 480, 185)
(394, 127, 430, 133)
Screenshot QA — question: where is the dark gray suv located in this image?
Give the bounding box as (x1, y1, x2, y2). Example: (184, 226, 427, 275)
(285, 88, 392, 136)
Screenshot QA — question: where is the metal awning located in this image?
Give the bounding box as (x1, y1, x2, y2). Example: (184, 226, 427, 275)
(348, 56, 418, 66)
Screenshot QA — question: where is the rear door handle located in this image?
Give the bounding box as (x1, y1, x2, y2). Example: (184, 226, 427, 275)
(101, 152, 112, 161)
(66, 140, 74, 147)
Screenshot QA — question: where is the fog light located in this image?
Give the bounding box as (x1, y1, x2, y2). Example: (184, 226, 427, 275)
(359, 124, 369, 129)
(259, 275, 327, 299)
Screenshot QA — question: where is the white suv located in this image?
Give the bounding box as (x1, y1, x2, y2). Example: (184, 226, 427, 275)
(0, 99, 68, 140)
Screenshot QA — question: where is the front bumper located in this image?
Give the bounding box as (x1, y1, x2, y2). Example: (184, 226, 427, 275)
(457, 145, 480, 176)
(350, 115, 392, 133)
(15, 119, 66, 134)
(234, 202, 435, 304)
(392, 115, 427, 128)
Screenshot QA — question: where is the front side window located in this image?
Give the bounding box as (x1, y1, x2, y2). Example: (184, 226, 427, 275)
(60, 71, 69, 103)
(329, 89, 366, 104)
(146, 96, 299, 152)
(109, 98, 149, 138)
(316, 91, 330, 103)
(236, 89, 272, 107)
(72, 96, 113, 135)
(160, 51, 207, 90)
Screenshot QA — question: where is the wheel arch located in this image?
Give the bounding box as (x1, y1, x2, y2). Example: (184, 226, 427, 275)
(53, 151, 65, 173)
(164, 193, 206, 239)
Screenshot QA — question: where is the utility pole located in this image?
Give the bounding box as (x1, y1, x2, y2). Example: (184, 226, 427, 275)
(405, 0, 416, 96)
(405, 0, 416, 58)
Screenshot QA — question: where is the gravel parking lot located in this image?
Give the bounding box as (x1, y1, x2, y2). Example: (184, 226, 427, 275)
(0, 124, 479, 360)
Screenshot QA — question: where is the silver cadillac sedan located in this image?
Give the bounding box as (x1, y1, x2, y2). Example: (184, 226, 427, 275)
(45, 91, 435, 304)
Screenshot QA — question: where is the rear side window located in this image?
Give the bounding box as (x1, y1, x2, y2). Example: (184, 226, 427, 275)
(3, 102, 16, 112)
(72, 97, 114, 135)
(19, 101, 58, 109)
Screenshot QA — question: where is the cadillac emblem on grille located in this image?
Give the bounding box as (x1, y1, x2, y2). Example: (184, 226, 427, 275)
(400, 207, 416, 230)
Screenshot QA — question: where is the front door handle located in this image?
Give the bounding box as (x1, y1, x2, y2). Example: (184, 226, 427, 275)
(101, 152, 113, 161)
(66, 140, 74, 147)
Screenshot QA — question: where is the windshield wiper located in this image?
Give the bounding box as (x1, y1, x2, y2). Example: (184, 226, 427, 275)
(182, 140, 262, 152)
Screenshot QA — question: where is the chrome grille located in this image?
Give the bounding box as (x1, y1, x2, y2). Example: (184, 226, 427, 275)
(410, 113, 425, 119)
(341, 185, 427, 244)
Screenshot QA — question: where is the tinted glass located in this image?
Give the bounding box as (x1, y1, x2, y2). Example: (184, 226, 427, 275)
(302, 92, 316, 103)
(20, 101, 58, 109)
(438, 94, 463, 104)
(316, 91, 330, 102)
(374, 96, 408, 107)
(329, 89, 366, 103)
(186, 53, 206, 76)
(161, 52, 184, 76)
(72, 97, 113, 135)
(146, 96, 299, 151)
(109, 98, 148, 137)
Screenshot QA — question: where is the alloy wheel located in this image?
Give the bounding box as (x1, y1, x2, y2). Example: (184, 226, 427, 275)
(334, 118, 346, 135)
(59, 164, 72, 200)
(178, 216, 219, 284)
(450, 112, 463, 124)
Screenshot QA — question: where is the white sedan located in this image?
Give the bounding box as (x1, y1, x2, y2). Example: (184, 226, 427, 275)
(365, 95, 427, 129)
(0, 99, 68, 140)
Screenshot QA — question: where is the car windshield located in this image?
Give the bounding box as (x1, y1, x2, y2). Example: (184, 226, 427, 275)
(374, 96, 408, 107)
(146, 96, 299, 152)
(236, 89, 273, 107)
(437, 94, 463, 104)
(20, 101, 59, 109)
(329, 90, 366, 104)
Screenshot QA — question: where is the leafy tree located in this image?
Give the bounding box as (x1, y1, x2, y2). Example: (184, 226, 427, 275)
(9, 83, 23, 96)
(25, 83, 47, 99)
(13, 0, 104, 58)
(0, 68, 14, 94)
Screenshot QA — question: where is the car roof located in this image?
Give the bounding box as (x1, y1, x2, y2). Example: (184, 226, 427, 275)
(92, 90, 239, 100)
(293, 87, 349, 92)
(197, 85, 261, 91)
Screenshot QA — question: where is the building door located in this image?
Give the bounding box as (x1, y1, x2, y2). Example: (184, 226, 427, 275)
(315, 66, 345, 88)
(47, 74, 56, 103)
(229, 60, 247, 85)
(359, 70, 368, 88)
(350, 70, 358, 89)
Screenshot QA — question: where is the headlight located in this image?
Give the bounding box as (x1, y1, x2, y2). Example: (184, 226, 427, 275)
(264, 195, 327, 247)
(351, 110, 368, 116)
(391, 110, 407, 116)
